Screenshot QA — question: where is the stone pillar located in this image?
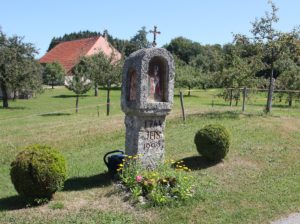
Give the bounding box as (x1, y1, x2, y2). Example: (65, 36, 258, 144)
(121, 48, 175, 169)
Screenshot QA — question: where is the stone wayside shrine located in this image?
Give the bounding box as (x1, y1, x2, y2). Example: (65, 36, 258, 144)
(121, 47, 175, 169)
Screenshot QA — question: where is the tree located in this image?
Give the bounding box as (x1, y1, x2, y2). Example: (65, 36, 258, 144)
(0, 30, 42, 108)
(66, 59, 92, 113)
(275, 33, 300, 106)
(250, 1, 280, 113)
(175, 65, 204, 96)
(276, 65, 300, 106)
(85, 51, 122, 97)
(232, 1, 300, 112)
(164, 37, 203, 64)
(43, 62, 65, 88)
(218, 37, 263, 106)
(124, 26, 151, 56)
(191, 44, 224, 74)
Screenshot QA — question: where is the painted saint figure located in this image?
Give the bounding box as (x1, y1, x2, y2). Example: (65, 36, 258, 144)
(148, 65, 162, 102)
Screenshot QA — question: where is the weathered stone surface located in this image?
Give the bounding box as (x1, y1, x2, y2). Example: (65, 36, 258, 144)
(121, 48, 175, 116)
(121, 48, 175, 169)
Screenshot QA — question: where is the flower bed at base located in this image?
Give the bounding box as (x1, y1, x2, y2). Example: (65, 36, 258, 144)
(116, 155, 195, 206)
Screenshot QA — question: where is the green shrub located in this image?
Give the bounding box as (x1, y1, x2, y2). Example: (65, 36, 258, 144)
(194, 124, 230, 161)
(10, 144, 67, 200)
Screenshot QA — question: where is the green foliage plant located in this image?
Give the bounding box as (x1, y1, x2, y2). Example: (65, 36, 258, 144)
(0, 29, 42, 108)
(194, 124, 230, 161)
(118, 155, 194, 206)
(43, 62, 65, 88)
(66, 59, 92, 113)
(10, 144, 67, 201)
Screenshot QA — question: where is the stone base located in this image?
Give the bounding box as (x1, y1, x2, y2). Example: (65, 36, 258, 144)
(124, 115, 166, 169)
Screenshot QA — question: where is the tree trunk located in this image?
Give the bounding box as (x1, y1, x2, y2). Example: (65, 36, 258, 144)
(52, 80, 54, 89)
(1, 82, 9, 108)
(266, 69, 275, 113)
(94, 83, 98, 97)
(288, 93, 292, 107)
(13, 90, 17, 101)
(188, 86, 191, 96)
(229, 89, 233, 106)
(76, 95, 79, 113)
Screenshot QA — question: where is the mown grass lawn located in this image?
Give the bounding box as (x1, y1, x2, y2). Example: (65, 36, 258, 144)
(0, 87, 299, 224)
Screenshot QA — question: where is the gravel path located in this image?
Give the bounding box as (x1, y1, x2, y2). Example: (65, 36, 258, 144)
(271, 213, 300, 224)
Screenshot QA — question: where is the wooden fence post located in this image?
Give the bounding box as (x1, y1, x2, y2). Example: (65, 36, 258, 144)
(106, 81, 110, 116)
(242, 87, 247, 112)
(180, 90, 186, 122)
(229, 89, 233, 107)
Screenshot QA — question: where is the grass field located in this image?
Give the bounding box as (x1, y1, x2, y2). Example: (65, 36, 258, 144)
(0, 87, 299, 224)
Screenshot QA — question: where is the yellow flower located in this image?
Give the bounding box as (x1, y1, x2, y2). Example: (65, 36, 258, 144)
(118, 164, 123, 167)
(128, 156, 132, 159)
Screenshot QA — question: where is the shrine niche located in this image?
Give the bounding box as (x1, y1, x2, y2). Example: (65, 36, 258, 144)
(147, 56, 166, 102)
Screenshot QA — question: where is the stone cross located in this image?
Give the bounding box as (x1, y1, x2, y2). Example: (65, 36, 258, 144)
(149, 26, 161, 47)
(121, 48, 175, 169)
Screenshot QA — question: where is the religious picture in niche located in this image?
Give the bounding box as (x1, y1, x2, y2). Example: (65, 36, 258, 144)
(129, 69, 137, 101)
(148, 64, 162, 102)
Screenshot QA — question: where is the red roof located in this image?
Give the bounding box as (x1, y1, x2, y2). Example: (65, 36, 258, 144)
(39, 36, 121, 74)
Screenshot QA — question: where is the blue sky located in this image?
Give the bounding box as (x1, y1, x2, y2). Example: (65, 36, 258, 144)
(1, 0, 300, 58)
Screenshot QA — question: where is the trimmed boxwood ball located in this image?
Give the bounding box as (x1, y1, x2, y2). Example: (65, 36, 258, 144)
(194, 124, 230, 161)
(10, 144, 66, 199)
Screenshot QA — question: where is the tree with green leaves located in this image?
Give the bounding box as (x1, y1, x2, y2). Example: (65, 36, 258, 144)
(250, 1, 281, 113)
(84, 51, 122, 97)
(231, 1, 300, 111)
(124, 26, 151, 56)
(218, 37, 263, 106)
(0, 29, 42, 108)
(66, 59, 92, 113)
(191, 44, 224, 74)
(175, 65, 204, 96)
(43, 62, 65, 88)
(164, 37, 203, 64)
(275, 33, 300, 106)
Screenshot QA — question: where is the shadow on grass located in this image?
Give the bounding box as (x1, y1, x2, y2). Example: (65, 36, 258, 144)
(39, 112, 71, 117)
(0, 106, 26, 110)
(0, 195, 28, 211)
(52, 94, 88, 98)
(192, 111, 240, 119)
(63, 172, 112, 191)
(177, 156, 220, 171)
(99, 86, 121, 91)
(174, 94, 200, 98)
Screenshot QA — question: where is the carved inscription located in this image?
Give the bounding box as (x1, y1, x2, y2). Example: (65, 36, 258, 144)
(143, 119, 163, 151)
(144, 131, 161, 150)
(144, 119, 162, 128)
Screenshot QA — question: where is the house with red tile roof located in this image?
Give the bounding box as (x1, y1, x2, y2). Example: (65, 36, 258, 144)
(39, 36, 122, 76)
